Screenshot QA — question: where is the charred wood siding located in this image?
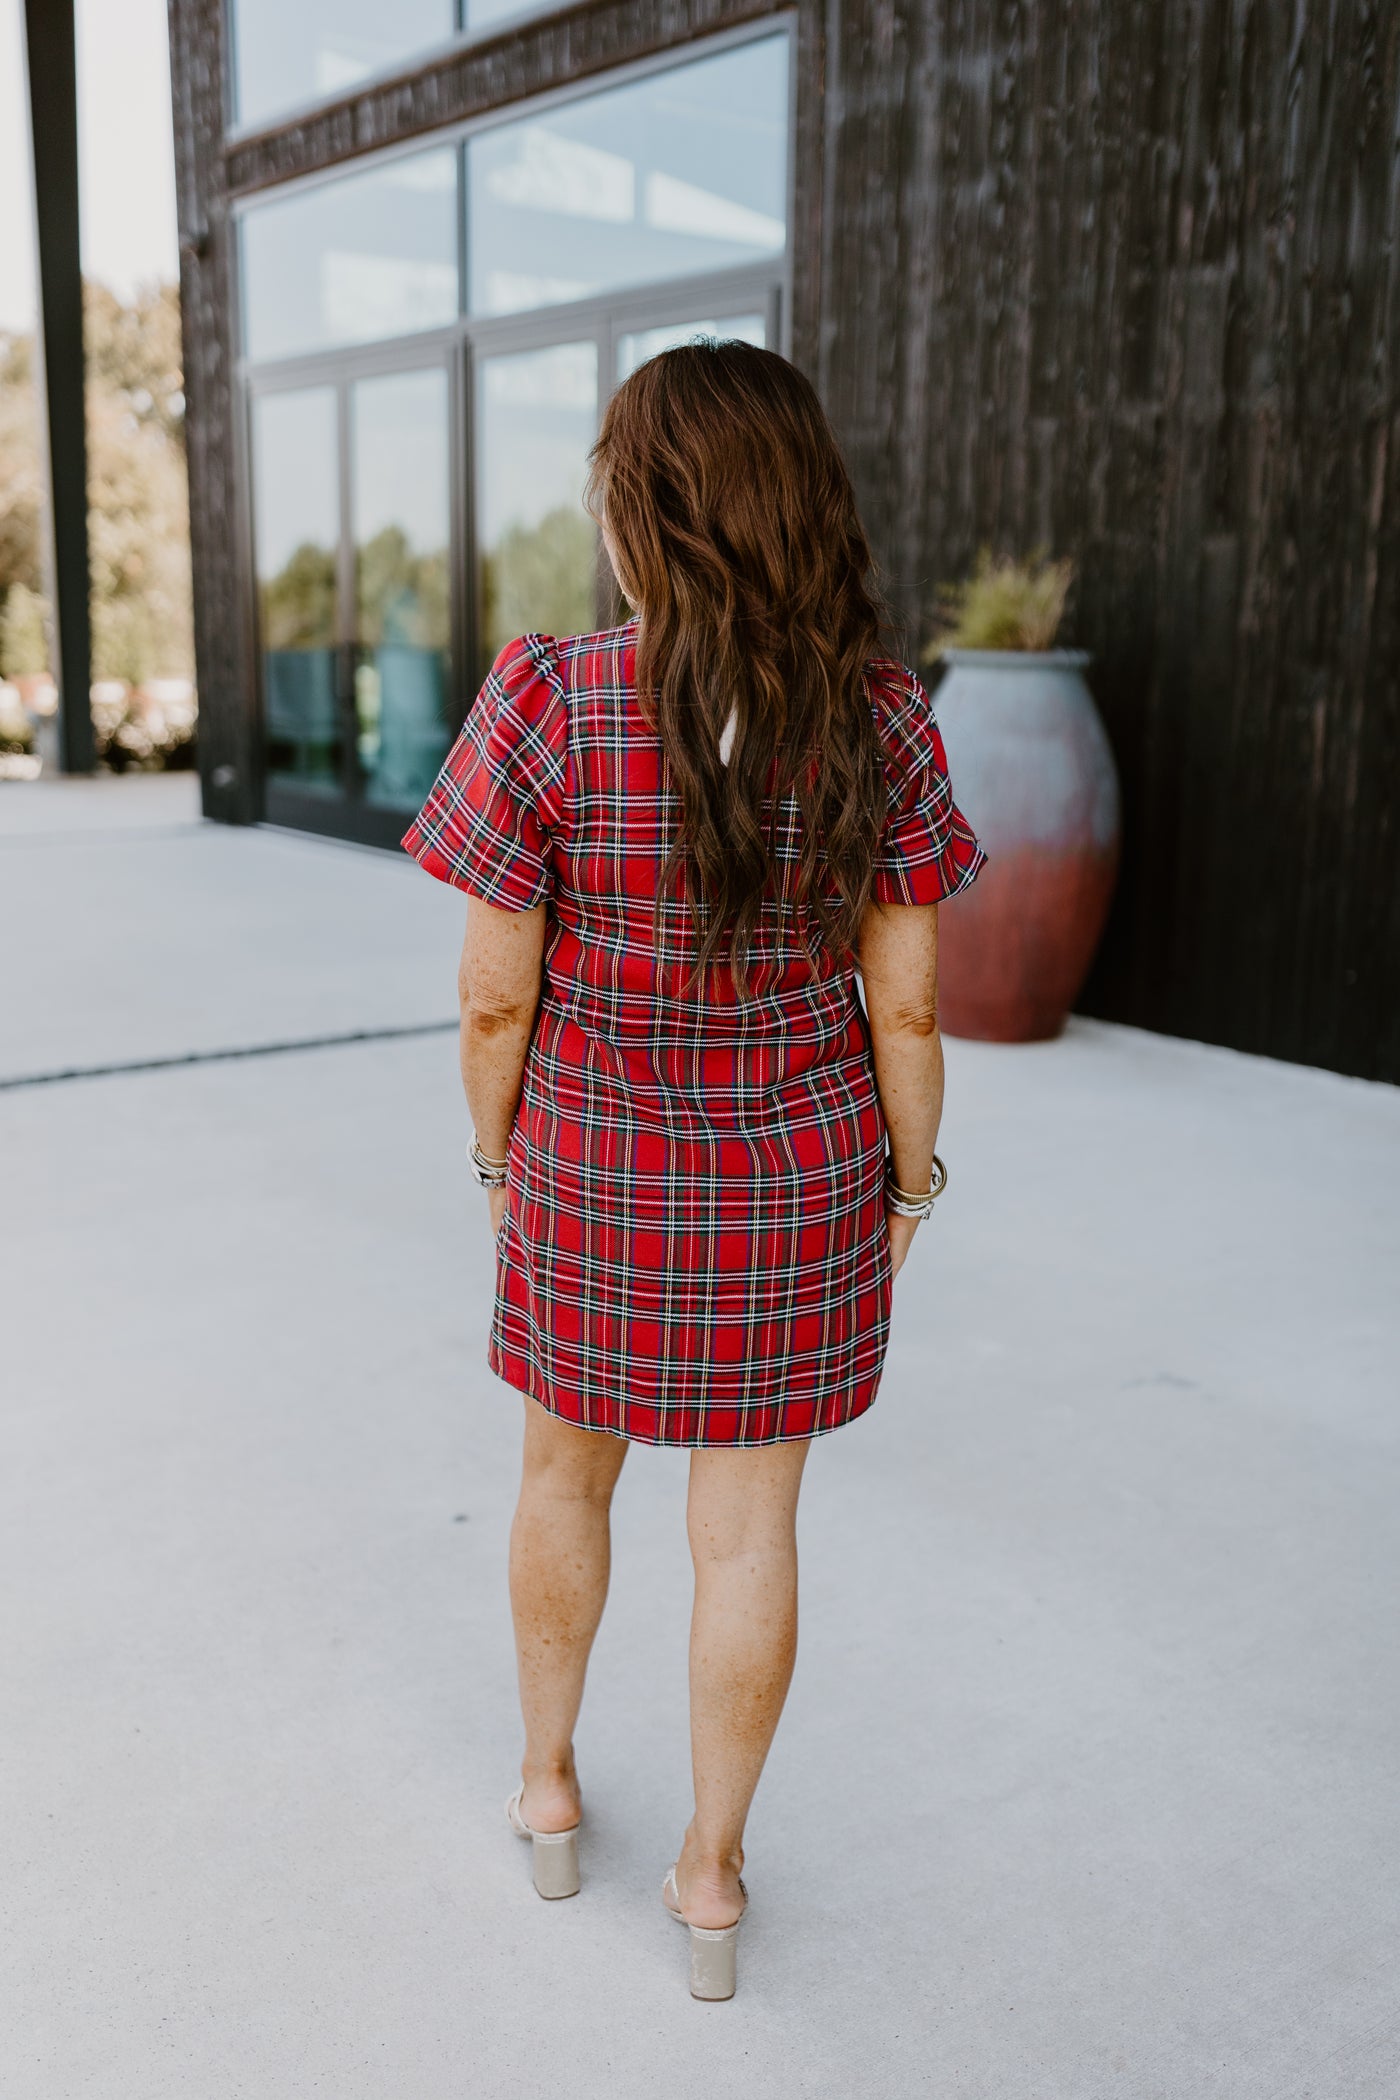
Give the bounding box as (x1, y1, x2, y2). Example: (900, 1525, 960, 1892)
(168, 0, 254, 823)
(822, 0, 1400, 1081)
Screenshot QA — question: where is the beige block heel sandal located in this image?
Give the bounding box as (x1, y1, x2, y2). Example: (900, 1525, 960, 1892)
(505, 1786, 581, 1900)
(662, 1864, 747, 2000)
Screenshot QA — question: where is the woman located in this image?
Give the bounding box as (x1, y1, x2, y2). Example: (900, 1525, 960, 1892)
(403, 342, 984, 2000)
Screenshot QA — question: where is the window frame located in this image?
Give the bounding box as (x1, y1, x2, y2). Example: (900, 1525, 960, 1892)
(232, 16, 797, 841)
(223, 0, 806, 141)
(223, 0, 564, 141)
(229, 15, 796, 369)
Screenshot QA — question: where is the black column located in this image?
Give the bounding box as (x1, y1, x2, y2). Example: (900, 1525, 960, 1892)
(23, 0, 93, 774)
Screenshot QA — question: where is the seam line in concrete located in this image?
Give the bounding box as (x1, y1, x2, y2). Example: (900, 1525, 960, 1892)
(0, 1020, 459, 1092)
(0, 822, 212, 851)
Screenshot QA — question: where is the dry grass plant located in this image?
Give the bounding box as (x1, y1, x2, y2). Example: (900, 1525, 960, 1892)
(922, 547, 1075, 659)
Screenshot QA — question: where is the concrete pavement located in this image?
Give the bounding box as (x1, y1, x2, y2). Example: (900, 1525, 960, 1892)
(3, 775, 1398, 2098)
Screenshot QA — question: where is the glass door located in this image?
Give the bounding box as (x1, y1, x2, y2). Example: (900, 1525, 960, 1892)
(351, 366, 453, 806)
(251, 386, 344, 796)
(252, 356, 457, 840)
(475, 337, 601, 675)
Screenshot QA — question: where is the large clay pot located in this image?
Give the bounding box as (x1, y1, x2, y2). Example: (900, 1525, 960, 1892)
(934, 648, 1120, 1042)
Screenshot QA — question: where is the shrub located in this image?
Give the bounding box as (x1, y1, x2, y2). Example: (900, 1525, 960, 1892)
(0, 583, 49, 678)
(925, 547, 1075, 657)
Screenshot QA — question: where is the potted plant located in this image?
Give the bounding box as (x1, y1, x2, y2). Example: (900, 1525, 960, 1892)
(923, 549, 1120, 1042)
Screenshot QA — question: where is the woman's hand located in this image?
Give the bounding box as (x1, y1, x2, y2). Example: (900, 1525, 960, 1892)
(885, 1207, 921, 1278)
(487, 1183, 508, 1239)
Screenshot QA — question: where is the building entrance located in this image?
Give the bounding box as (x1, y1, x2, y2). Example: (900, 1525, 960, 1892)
(236, 25, 791, 846)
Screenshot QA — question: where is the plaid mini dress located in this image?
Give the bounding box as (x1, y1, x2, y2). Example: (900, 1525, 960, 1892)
(402, 622, 984, 1446)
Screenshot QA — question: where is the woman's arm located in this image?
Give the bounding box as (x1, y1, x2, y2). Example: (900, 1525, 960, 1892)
(855, 898, 943, 1277)
(458, 896, 547, 1231)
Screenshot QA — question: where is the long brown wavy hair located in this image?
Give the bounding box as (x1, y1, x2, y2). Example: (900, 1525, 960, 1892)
(584, 340, 888, 994)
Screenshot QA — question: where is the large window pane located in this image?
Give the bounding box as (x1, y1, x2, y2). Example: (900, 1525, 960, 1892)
(477, 342, 598, 667)
(231, 0, 454, 132)
(253, 388, 343, 791)
(241, 149, 458, 363)
(468, 36, 788, 318)
(352, 369, 452, 807)
(617, 311, 765, 381)
(462, 0, 553, 30)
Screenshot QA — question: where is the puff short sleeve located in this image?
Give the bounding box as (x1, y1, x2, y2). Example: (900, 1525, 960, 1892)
(868, 659, 987, 905)
(401, 635, 568, 909)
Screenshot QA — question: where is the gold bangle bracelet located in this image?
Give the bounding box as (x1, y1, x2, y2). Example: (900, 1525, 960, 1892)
(470, 1127, 509, 1170)
(887, 1153, 948, 1204)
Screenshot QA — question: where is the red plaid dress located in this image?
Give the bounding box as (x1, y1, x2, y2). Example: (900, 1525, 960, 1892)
(402, 622, 984, 1446)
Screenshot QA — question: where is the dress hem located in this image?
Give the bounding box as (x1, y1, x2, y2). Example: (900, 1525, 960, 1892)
(487, 1339, 881, 1449)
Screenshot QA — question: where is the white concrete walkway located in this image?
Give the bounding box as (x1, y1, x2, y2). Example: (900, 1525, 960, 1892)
(3, 775, 1398, 2098)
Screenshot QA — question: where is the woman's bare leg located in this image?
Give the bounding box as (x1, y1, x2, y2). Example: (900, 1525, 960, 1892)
(675, 1437, 812, 1927)
(509, 1396, 629, 1832)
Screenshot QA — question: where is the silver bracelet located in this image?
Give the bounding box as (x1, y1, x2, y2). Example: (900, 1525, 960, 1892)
(468, 1128, 509, 1189)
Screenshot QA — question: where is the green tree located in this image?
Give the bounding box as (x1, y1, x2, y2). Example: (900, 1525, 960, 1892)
(0, 281, 194, 684)
(83, 282, 186, 446)
(482, 506, 598, 665)
(357, 523, 450, 648)
(262, 542, 336, 650)
(0, 581, 50, 677)
(85, 283, 193, 682)
(0, 332, 47, 609)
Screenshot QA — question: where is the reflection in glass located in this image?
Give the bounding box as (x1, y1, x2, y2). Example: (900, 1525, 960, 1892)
(241, 148, 458, 363)
(231, 0, 454, 130)
(352, 368, 452, 807)
(617, 312, 765, 380)
(253, 388, 342, 790)
(477, 342, 598, 668)
(468, 36, 788, 317)
(462, 0, 554, 33)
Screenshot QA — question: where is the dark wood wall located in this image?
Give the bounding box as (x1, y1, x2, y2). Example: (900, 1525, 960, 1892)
(170, 0, 1400, 1080)
(821, 0, 1400, 1082)
(168, 0, 250, 826)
